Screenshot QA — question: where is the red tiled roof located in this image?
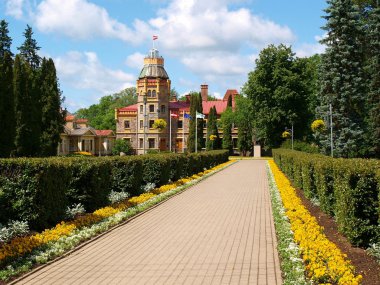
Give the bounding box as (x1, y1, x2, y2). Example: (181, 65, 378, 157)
(202, 100, 228, 115)
(65, 115, 75, 121)
(76, 118, 88, 124)
(118, 104, 138, 111)
(96, 130, 114, 136)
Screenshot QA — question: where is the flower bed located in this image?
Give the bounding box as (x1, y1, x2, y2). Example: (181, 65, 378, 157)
(268, 160, 362, 285)
(0, 160, 233, 281)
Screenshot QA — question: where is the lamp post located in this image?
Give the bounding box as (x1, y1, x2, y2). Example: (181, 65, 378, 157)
(285, 123, 294, 150)
(143, 93, 147, 154)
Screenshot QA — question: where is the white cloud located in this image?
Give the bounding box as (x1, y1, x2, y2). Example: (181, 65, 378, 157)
(5, 0, 25, 19)
(125, 52, 146, 69)
(54, 51, 135, 96)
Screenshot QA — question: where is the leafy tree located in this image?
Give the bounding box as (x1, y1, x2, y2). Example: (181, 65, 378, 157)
(242, 44, 313, 150)
(0, 52, 15, 157)
(317, 0, 367, 158)
(112, 139, 134, 155)
(13, 55, 35, 156)
(0, 20, 13, 58)
(76, 87, 137, 131)
(39, 58, 65, 156)
(221, 106, 233, 154)
(235, 96, 253, 155)
(206, 106, 220, 150)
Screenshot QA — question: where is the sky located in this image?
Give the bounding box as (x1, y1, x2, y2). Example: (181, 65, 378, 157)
(0, 0, 327, 112)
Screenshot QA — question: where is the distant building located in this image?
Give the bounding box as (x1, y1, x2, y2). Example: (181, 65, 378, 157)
(58, 114, 115, 156)
(115, 48, 238, 154)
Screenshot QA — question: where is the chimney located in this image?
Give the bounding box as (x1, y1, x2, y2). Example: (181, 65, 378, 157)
(201, 84, 208, 102)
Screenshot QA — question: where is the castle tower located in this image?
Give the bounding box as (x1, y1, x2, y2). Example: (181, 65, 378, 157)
(136, 48, 171, 154)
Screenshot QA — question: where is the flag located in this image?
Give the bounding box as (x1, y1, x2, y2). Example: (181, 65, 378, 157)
(170, 112, 179, 118)
(196, 112, 205, 119)
(184, 113, 192, 120)
(153, 35, 158, 40)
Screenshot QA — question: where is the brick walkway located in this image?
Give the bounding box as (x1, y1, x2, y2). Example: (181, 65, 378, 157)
(16, 160, 282, 285)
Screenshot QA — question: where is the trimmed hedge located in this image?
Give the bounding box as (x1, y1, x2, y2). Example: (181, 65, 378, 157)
(273, 149, 380, 247)
(0, 150, 228, 231)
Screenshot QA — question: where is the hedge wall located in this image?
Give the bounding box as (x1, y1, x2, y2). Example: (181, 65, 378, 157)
(273, 149, 380, 247)
(0, 150, 228, 230)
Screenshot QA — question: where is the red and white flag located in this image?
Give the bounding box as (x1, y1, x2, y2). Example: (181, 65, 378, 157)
(153, 35, 158, 40)
(170, 112, 179, 118)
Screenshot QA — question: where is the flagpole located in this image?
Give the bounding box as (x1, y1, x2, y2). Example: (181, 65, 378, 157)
(195, 117, 197, 153)
(170, 112, 172, 152)
(182, 112, 185, 153)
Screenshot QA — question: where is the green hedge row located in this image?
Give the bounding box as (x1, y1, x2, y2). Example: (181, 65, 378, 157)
(273, 149, 380, 247)
(0, 150, 228, 230)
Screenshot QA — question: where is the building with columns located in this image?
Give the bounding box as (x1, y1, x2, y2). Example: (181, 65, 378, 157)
(115, 48, 238, 154)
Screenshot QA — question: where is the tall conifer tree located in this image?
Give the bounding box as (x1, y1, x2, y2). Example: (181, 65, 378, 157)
(366, 2, 380, 157)
(0, 20, 13, 58)
(13, 55, 34, 156)
(222, 107, 233, 154)
(206, 106, 220, 150)
(318, 0, 367, 157)
(187, 93, 197, 152)
(196, 92, 204, 150)
(39, 58, 65, 156)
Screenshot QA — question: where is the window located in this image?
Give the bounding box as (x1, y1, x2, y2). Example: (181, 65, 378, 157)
(140, 105, 143, 114)
(161, 105, 166, 113)
(147, 90, 152, 97)
(152, 90, 156, 97)
(139, 138, 143, 148)
(149, 104, 155, 113)
(124, 120, 130, 129)
(148, 138, 155, 149)
(149, 120, 154, 128)
(140, 120, 143, 129)
(177, 120, 183, 129)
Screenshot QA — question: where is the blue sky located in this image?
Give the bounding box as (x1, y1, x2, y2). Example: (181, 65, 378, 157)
(1, 0, 327, 112)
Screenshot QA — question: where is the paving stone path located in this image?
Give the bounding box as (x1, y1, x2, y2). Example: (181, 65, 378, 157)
(15, 160, 282, 285)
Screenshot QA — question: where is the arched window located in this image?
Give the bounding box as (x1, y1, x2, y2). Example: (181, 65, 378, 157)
(152, 90, 157, 97)
(147, 90, 152, 97)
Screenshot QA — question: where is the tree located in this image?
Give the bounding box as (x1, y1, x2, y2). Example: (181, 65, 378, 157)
(17, 25, 41, 70)
(13, 55, 35, 156)
(196, 92, 204, 150)
(39, 58, 65, 156)
(187, 93, 198, 153)
(227, 95, 232, 107)
(317, 0, 367, 157)
(0, 20, 13, 58)
(221, 106, 234, 154)
(206, 106, 220, 150)
(112, 139, 134, 155)
(76, 87, 137, 131)
(170, 88, 179, 101)
(366, 2, 380, 157)
(242, 44, 313, 150)
(0, 52, 15, 157)
(235, 96, 253, 156)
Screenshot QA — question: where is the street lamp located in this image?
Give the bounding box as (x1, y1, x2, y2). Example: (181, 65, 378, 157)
(285, 123, 294, 150)
(143, 93, 147, 155)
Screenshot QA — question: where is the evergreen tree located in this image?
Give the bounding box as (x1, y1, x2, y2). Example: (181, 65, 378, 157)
(366, 2, 380, 157)
(17, 25, 41, 69)
(221, 107, 233, 154)
(318, 0, 367, 157)
(13, 55, 34, 156)
(0, 20, 13, 58)
(238, 123, 252, 157)
(39, 58, 65, 156)
(206, 106, 220, 150)
(187, 93, 198, 152)
(196, 92, 204, 151)
(0, 52, 15, 157)
(227, 95, 232, 108)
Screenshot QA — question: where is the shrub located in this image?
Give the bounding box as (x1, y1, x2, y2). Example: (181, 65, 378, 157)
(281, 140, 319, 154)
(273, 149, 380, 247)
(112, 139, 134, 155)
(65, 203, 85, 219)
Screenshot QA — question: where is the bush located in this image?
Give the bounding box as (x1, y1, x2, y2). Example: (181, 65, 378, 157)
(112, 139, 134, 155)
(273, 149, 380, 247)
(0, 150, 229, 231)
(281, 140, 319, 154)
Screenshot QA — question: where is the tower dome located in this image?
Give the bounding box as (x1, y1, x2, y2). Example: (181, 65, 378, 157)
(138, 48, 169, 79)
